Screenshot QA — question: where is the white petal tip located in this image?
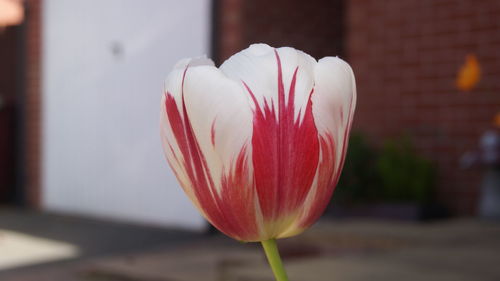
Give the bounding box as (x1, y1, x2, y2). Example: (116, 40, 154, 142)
(318, 56, 352, 69)
(165, 56, 215, 93)
(174, 56, 214, 70)
(246, 43, 274, 56)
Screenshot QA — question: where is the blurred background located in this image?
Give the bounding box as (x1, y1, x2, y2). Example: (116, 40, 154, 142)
(0, 0, 499, 280)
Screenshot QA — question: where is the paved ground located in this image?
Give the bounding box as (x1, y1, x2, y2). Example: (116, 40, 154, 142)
(1, 208, 500, 281)
(0, 208, 201, 276)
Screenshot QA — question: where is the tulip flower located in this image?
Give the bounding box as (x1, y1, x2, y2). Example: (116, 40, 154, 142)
(160, 44, 356, 281)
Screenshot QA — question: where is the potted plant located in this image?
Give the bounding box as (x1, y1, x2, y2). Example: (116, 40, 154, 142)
(328, 134, 447, 220)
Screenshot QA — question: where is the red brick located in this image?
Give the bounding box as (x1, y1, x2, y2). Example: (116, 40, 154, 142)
(347, 0, 500, 215)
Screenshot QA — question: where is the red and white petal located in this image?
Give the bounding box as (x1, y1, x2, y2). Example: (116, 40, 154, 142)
(165, 57, 215, 114)
(182, 65, 254, 194)
(221, 45, 321, 238)
(312, 57, 356, 172)
(160, 94, 191, 198)
(275, 47, 317, 122)
(219, 44, 276, 111)
(276, 58, 356, 237)
(277, 133, 337, 238)
(182, 65, 261, 241)
(160, 57, 214, 206)
(219, 44, 316, 122)
(292, 57, 356, 231)
(162, 60, 263, 241)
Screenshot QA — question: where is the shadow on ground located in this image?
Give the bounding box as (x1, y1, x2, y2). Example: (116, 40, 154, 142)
(0, 207, 202, 276)
(1, 208, 500, 281)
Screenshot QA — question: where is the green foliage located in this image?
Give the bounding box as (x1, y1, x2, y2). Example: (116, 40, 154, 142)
(333, 134, 436, 204)
(333, 133, 378, 204)
(376, 138, 435, 203)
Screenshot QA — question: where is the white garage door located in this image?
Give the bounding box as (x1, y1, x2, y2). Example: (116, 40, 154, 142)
(42, 0, 211, 230)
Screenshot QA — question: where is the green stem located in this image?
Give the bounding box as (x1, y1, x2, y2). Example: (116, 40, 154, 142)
(261, 239, 290, 281)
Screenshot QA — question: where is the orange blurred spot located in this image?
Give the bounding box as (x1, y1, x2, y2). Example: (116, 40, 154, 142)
(494, 112, 500, 128)
(0, 0, 24, 27)
(456, 54, 481, 92)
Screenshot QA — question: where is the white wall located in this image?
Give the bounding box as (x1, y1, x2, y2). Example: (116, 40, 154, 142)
(41, 0, 210, 230)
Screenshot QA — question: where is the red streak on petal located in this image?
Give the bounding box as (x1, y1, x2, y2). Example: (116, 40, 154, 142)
(219, 146, 257, 238)
(299, 133, 337, 227)
(168, 143, 180, 165)
(247, 50, 320, 223)
(299, 93, 356, 228)
(210, 118, 216, 147)
(163, 69, 258, 241)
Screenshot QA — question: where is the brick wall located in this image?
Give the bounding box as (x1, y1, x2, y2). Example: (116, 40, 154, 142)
(23, 0, 42, 207)
(347, 0, 500, 215)
(216, 0, 244, 62)
(0, 24, 21, 202)
(216, 0, 344, 63)
(218, 0, 500, 215)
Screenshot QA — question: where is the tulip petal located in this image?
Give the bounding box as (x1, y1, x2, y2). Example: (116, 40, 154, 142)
(298, 57, 356, 228)
(223, 46, 321, 238)
(161, 57, 214, 207)
(312, 57, 356, 172)
(220, 43, 316, 122)
(161, 58, 261, 241)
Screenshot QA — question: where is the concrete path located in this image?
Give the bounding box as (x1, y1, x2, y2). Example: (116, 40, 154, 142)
(1, 210, 499, 281)
(0, 208, 201, 277)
